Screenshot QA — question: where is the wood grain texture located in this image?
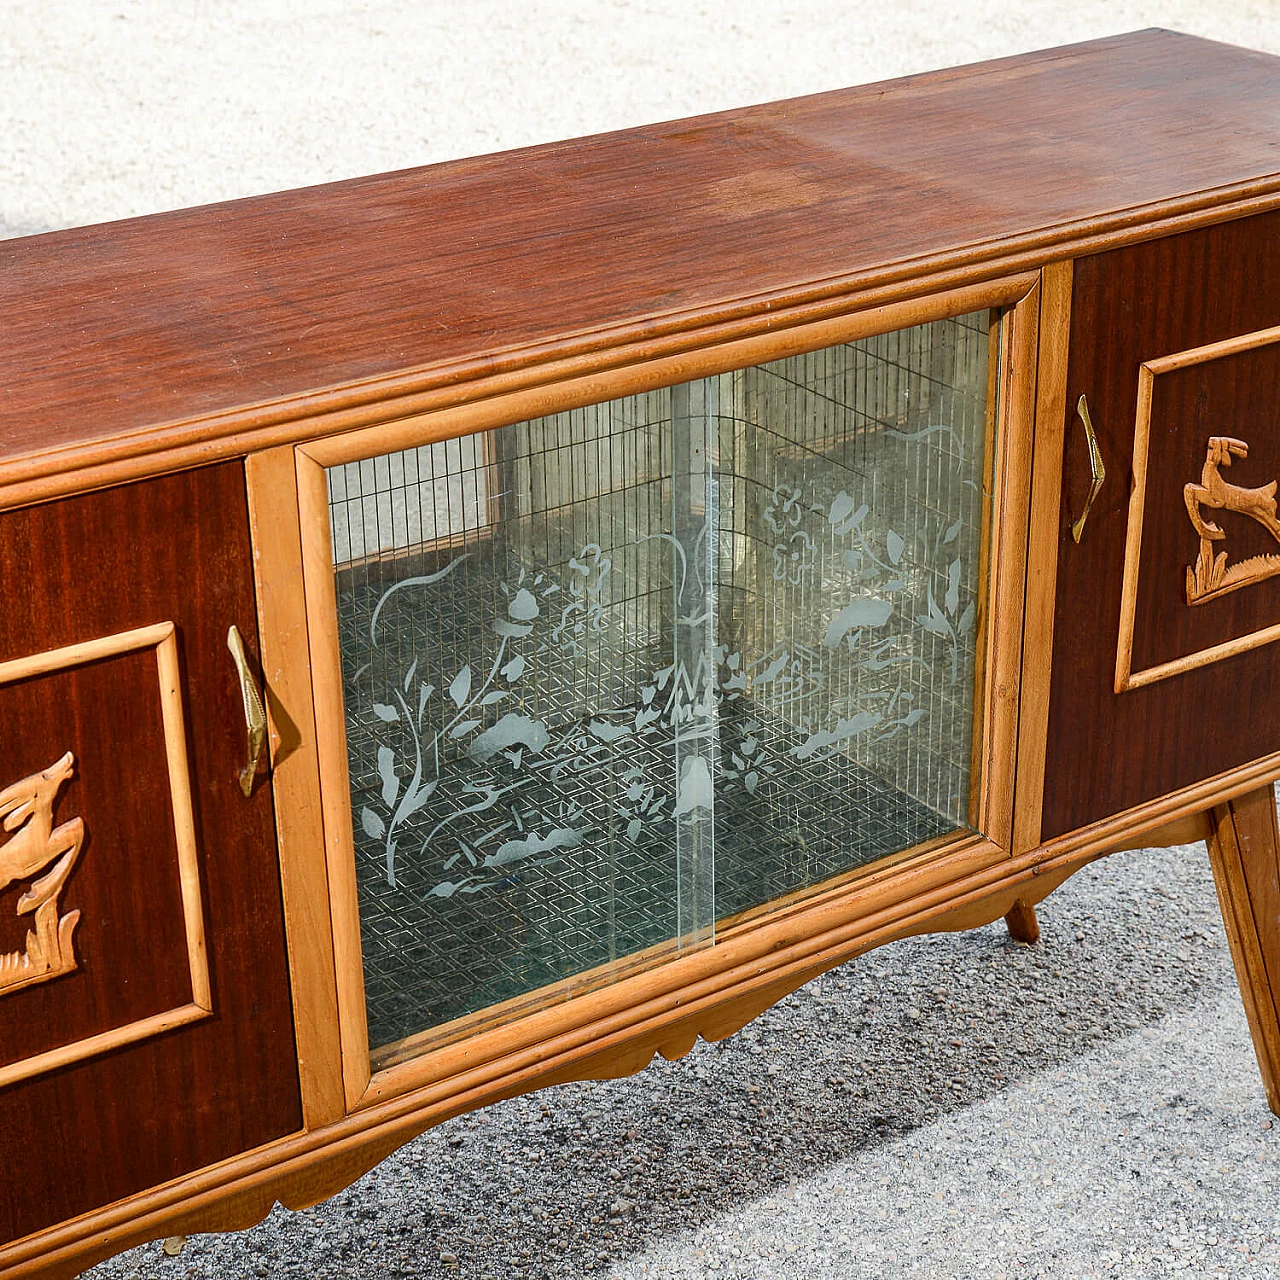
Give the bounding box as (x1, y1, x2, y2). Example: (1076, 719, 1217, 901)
(0, 649, 193, 1067)
(0, 625, 218, 1090)
(294, 449, 372, 1111)
(245, 447, 346, 1130)
(973, 279, 1040, 850)
(1011, 258, 1072, 853)
(298, 274, 1035, 467)
(2, 31, 1280, 487)
(1042, 210, 1280, 840)
(0, 464, 302, 1247)
(1003, 899, 1040, 944)
(1207, 785, 1280, 1114)
(1115, 332, 1280, 690)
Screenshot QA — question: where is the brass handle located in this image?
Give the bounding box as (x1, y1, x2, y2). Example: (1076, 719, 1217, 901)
(227, 625, 267, 798)
(1071, 393, 1107, 543)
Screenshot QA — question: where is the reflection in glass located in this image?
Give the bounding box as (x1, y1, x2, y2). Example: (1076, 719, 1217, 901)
(328, 311, 992, 1051)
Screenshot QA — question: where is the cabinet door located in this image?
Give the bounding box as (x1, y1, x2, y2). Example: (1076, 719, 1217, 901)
(1044, 210, 1280, 839)
(299, 303, 1015, 1084)
(0, 463, 301, 1247)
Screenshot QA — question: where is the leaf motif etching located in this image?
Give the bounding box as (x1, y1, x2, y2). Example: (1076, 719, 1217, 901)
(1184, 436, 1280, 605)
(0, 751, 85, 996)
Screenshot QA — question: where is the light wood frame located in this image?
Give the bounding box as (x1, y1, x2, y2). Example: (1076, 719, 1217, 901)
(1115, 324, 1280, 692)
(256, 272, 1043, 1116)
(0, 622, 211, 1090)
(1011, 259, 1074, 853)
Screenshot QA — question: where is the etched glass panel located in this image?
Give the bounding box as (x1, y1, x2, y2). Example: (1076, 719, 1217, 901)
(328, 310, 992, 1051)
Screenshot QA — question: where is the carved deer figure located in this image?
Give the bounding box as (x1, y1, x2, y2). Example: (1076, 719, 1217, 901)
(1184, 436, 1280, 545)
(0, 751, 84, 905)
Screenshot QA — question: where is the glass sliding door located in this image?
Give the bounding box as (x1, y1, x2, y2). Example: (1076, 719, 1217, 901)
(325, 309, 993, 1052)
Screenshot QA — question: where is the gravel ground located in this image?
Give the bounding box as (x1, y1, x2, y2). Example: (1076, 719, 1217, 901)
(87, 839, 1280, 1279)
(7, 4, 1280, 1277)
(2, 2, 1279, 236)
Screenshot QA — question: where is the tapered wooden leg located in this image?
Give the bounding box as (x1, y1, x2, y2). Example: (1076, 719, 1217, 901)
(1207, 785, 1280, 1116)
(1003, 897, 1040, 944)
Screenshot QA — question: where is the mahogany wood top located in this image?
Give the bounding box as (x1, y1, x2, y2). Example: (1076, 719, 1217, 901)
(3, 29, 1280, 471)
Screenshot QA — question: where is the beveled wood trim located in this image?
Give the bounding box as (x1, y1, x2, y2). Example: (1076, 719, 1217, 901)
(0, 621, 174, 683)
(0, 623, 213, 1086)
(294, 450, 373, 1111)
(1121, 621, 1280, 689)
(245, 450, 346, 1129)
(968, 310, 1004, 831)
(153, 629, 211, 1011)
(974, 279, 1041, 850)
(1112, 362, 1155, 692)
(1146, 323, 1280, 376)
(299, 273, 1039, 469)
(6, 182, 1280, 515)
(1012, 259, 1073, 853)
(1116, 324, 1280, 692)
(1108, 810, 1210, 853)
(0, 1003, 208, 1092)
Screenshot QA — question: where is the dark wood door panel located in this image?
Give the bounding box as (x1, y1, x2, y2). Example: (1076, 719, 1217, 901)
(1043, 210, 1280, 840)
(0, 463, 302, 1246)
(0, 651, 191, 1067)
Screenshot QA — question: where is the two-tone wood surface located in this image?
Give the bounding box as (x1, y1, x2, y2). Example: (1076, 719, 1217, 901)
(2, 31, 1280, 508)
(1043, 209, 1280, 838)
(0, 464, 301, 1246)
(4, 27, 1280, 1280)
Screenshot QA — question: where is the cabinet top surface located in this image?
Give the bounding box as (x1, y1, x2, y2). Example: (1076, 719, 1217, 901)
(3, 28, 1280, 475)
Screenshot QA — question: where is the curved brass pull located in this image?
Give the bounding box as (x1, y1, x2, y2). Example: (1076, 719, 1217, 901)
(227, 625, 267, 798)
(1071, 393, 1106, 544)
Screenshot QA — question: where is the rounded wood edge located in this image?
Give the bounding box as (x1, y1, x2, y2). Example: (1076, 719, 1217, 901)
(4, 180, 1280, 514)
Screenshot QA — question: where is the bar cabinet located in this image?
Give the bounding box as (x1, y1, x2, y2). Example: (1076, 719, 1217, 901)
(3, 28, 1280, 1277)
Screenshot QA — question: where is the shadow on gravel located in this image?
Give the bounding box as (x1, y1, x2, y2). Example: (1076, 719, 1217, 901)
(91, 841, 1237, 1279)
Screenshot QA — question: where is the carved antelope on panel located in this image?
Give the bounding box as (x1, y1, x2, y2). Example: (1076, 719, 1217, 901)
(1184, 437, 1280, 605)
(0, 751, 86, 995)
(1184, 436, 1280, 543)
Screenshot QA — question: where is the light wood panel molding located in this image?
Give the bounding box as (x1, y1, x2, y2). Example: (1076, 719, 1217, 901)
(0, 624, 211, 1090)
(297, 274, 1038, 470)
(973, 278, 1041, 851)
(1115, 324, 1280, 692)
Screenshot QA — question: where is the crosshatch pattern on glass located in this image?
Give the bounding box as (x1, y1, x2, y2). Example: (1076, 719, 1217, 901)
(328, 310, 992, 1050)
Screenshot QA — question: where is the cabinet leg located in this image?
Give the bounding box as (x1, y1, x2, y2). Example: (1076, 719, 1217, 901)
(1003, 898, 1040, 944)
(1207, 785, 1280, 1116)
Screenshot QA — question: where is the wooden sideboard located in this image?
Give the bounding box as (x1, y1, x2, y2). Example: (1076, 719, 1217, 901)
(4, 28, 1280, 1277)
